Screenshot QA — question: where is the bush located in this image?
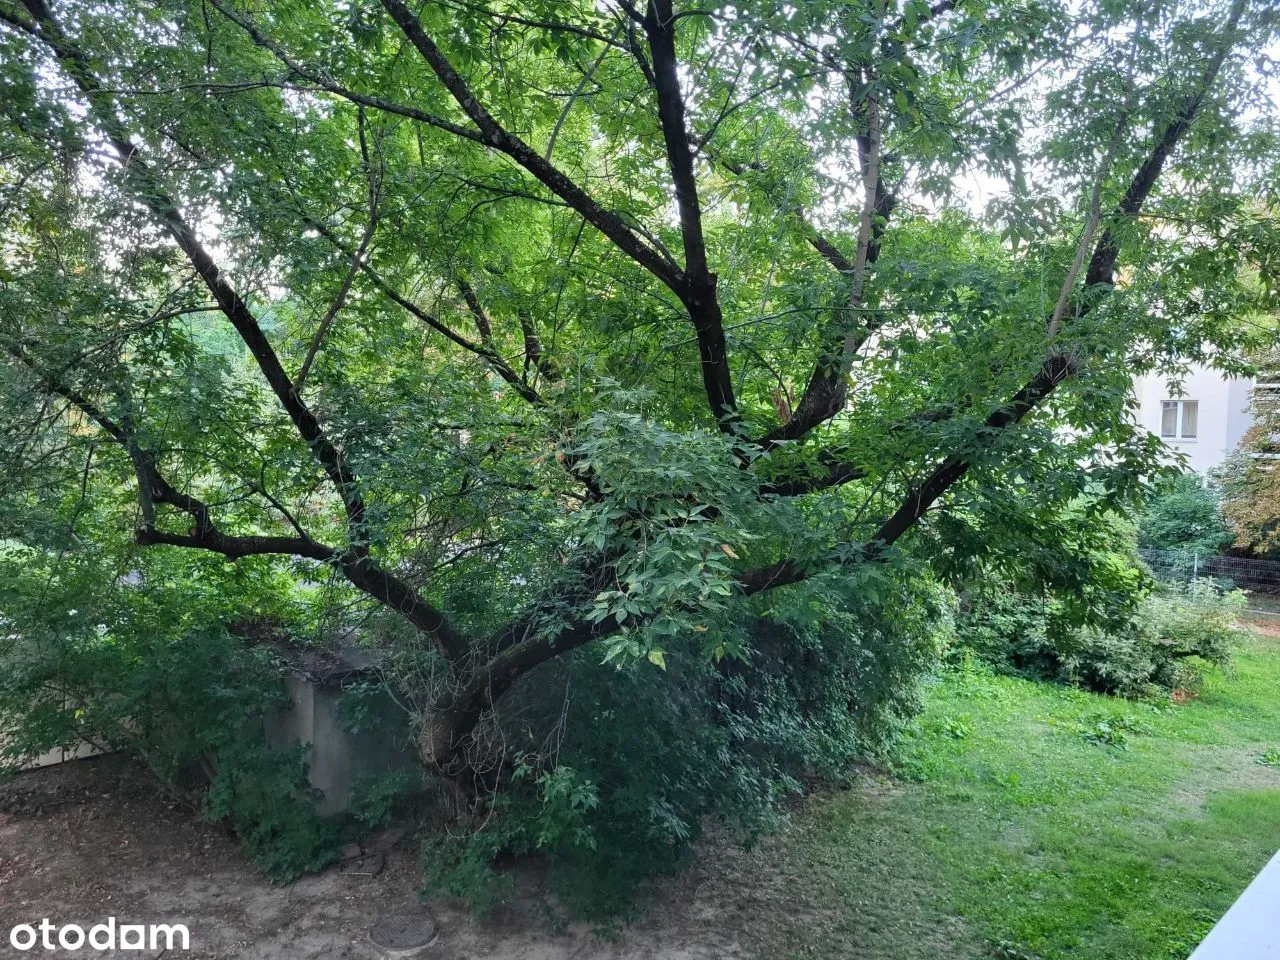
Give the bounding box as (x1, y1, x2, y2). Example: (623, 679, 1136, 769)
(420, 574, 951, 918)
(1144, 578, 1245, 675)
(0, 618, 357, 880)
(0, 543, 370, 880)
(955, 588, 1055, 678)
(2, 532, 951, 910)
(1139, 473, 1230, 555)
(957, 578, 1243, 698)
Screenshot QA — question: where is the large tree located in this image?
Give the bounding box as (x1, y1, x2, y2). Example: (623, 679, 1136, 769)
(1, 0, 1276, 781)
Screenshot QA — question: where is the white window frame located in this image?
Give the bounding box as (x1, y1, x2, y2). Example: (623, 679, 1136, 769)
(1161, 399, 1198, 440)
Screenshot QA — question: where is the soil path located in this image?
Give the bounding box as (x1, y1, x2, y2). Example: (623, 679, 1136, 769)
(0, 757, 782, 959)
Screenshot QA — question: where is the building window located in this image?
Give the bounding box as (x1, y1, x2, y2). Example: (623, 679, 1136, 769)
(1161, 399, 1198, 439)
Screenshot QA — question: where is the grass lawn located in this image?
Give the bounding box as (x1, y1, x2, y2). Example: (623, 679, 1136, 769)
(759, 624, 1280, 960)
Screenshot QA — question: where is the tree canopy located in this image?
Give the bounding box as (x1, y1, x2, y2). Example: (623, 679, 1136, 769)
(1, 0, 1278, 777)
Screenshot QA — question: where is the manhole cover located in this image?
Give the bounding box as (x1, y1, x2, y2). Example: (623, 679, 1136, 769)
(340, 851, 385, 877)
(369, 912, 438, 956)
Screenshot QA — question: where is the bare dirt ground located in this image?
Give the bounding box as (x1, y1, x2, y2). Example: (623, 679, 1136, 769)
(0, 756, 796, 959)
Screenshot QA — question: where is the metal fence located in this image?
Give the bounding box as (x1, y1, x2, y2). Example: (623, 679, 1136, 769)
(1139, 548, 1280, 615)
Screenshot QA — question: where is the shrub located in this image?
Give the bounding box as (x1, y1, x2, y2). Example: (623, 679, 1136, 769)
(1139, 473, 1230, 555)
(0, 543, 361, 880)
(955, 588, 1054, 677)
(957, 577, 1243, 698)
(1144, 578, 1245, 668)
(202, 741, 345, 881)
(2, 531, 950, 909)
(0, 619, 355, 880)
(420, 575, 951, 918)
(1217, 409, 1280, 556)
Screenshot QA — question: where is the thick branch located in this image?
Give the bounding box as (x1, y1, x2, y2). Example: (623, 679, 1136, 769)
(135, 528, 334, 561)
(13, 1, 470, 660)
(868, 0, 1246, 552)
(10, 341, 473, 658)
(738, 0, 968, 449)
(643, 0, 737, 429)
(759, 455, 867, 497)
(1048, 22, 1142, 339)
(377, 0, 741, 427)
(455, 276, 493, 342)
(870, 354, 1076, 548)
(18, 2, 367, 531)
(377, 0, 684, 292)
(517, 309, 553, 384)
(645, 1, 708, 278)
(755, 78, 895, 450)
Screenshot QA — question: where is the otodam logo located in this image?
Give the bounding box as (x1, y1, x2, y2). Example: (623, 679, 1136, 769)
(8, 918, 190, 952)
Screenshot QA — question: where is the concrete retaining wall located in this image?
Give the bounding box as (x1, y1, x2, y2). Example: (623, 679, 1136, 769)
(263, 648, 419, 816)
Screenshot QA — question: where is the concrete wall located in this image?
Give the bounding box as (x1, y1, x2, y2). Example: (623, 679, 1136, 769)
(264, 673, 418, 816)
(1134, 366, 1254, 473)
(1226, 376, 1254, 453)
(19, 741, 106, 770)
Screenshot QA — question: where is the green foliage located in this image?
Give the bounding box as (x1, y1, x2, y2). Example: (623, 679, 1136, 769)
(2, 0, 1279, 918)
(202, 743, 344, 881)
(954, 588, 1054, 677)
(0, 542, 355, 881)
(950, 504, 1239, 699)
(1255, 748, 1280, 767)
(338, 680, 396, 735)
(957, 577, 1244, 698)
(925, 715, 975, 741)
(1077, 713, 1153, 749)
(422, 574, 950, 918)
(421, 824, 517, 920)
(1138, 473, 1230, 555)
(349, 769, 425, 829)
(1145, 578, 1246, 670)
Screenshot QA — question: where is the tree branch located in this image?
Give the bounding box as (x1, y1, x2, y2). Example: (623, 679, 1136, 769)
(441, 0, 626, 49)
(545, 24, 619, 161)
(134, 527, 335, 561)
(306, 217, 545, 406)
(377, 0, 742, 428)
(1047, 18, 1143, 339)
(755, 62, 897, 451)
(642, 0, 737, 429)
(709, 151, 863, 276)
(455, 276, 493, 342)
(377, 0, 685, 293)
(518, 309, 550, 384)
(17, 2, 368, 526)
(758, 455, 867, 497)
(296, 112, 382, 394)
(868, 0, 1246, 552)
(13, 0, 469, 660)
(9, 339, 475, 658)
(202, 0, 491, 147)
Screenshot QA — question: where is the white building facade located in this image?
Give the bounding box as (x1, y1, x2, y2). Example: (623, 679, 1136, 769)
(1133, 366, 1255, 473)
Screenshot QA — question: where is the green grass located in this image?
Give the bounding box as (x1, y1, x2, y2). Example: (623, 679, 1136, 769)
(756, 628, 1280, 960)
